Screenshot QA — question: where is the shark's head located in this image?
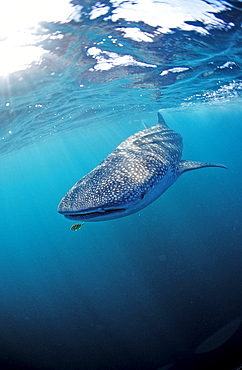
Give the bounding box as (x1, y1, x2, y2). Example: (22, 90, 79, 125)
(57, 154, 165, 222)
(57, 179, 152, 221)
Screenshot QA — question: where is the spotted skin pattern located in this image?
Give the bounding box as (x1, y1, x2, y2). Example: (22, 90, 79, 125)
(58, 112, 226, 221)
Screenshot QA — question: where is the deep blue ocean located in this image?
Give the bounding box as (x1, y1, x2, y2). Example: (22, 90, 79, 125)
(0, 1, 242, 369)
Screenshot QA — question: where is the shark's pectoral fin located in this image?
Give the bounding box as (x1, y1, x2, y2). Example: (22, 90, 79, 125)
(178, 160, 227, 174)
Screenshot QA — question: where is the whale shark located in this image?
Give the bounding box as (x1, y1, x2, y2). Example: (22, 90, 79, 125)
(58, 112, 227, 222)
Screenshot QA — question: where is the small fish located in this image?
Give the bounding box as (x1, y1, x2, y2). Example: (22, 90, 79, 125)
(70, 223, 84, 231)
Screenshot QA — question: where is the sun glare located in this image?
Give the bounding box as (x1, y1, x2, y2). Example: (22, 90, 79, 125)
(0, 0, 81, 76)
(0, 0, 230, 76)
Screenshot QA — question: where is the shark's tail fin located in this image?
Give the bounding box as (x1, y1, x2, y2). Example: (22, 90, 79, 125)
(178, 160, 227, 174)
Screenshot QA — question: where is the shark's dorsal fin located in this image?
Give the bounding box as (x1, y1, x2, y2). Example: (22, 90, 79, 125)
(157, 112, 168, 128)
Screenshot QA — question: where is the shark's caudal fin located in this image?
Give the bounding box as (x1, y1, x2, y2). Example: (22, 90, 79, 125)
(178, 160, 227, 174)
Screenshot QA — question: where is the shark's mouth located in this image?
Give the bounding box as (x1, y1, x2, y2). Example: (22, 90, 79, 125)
(63, 207, 127, 220)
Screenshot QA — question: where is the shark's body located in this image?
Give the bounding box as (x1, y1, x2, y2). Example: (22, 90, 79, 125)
(58, 112, 226, 221)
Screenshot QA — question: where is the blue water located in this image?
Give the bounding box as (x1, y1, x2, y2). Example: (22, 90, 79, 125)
(0, 1, 242, 369)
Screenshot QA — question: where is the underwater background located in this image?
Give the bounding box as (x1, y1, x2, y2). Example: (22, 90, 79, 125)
(0, 1, 242, 369)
